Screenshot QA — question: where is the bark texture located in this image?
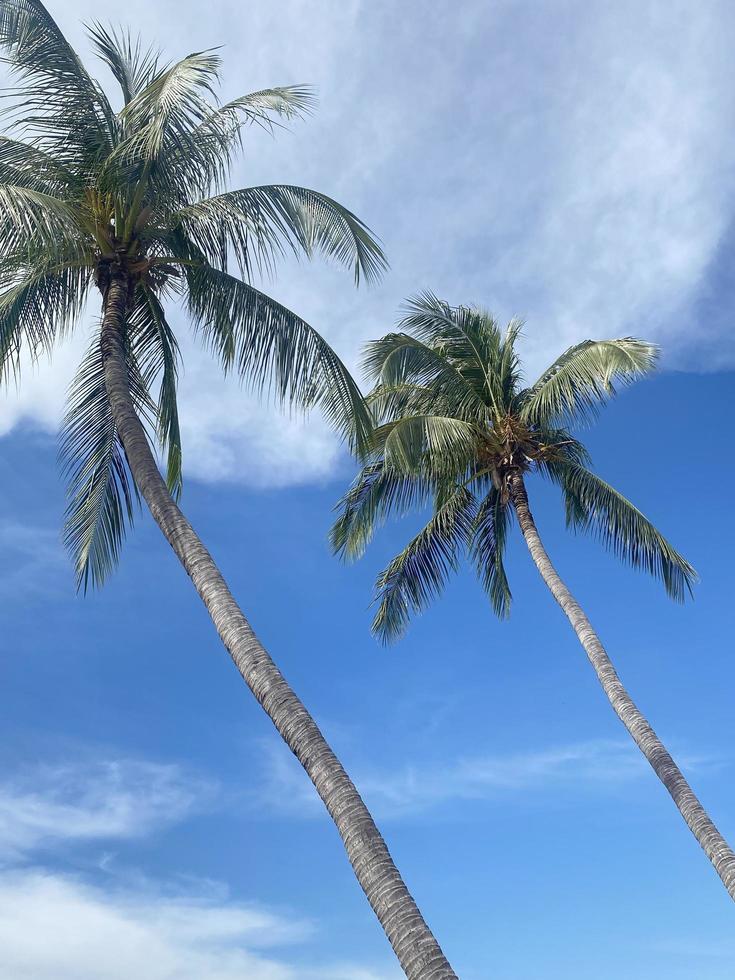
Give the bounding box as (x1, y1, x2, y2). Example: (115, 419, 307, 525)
(509, 469, 735, 901)
(98, 269, 458, 980)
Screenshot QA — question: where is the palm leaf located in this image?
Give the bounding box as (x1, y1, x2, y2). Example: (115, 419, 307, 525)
(186, 264, 373, 455)
(470, 487, 512, 618)
(60, 337, 138, 590)
(331, 459, 430, 561)
(128, 285, 182, 497)
(144, 86, 316, 204)
(396, 293, 501, 410)
(119, 49, 222, 160)
(371, 486, 476, 642)
(376, 414, 479, 478)
(520, 338, 658, 427)
(174, 184, 386, 284)
(0, 136, 74, 193)
(363, 333, 489, 419)
(546, 461, 697, 601)
(87, 23, 160, 106)
(0, 258, 90, 379)
(0, 183, 83, 255)
(0, 0, 113, 165)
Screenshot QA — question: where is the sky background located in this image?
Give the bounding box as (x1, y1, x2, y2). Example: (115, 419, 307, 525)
(0, 0, 734, 977)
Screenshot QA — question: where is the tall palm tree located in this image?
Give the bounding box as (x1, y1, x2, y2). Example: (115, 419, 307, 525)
(333, 292, 735, 901)
(0, 4, 457, 976)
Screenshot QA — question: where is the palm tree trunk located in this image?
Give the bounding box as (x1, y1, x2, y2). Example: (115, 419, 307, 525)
(98, 268, 457, 980)
(508, 468, 735, 901)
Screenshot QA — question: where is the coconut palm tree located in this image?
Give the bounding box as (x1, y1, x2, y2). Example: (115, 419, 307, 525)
(332, 291, 735, 901)
(0, 4, 457, 976)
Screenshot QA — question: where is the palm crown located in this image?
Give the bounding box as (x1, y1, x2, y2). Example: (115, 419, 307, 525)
(0, 0, 385, 589)
(332, 292, 697, 641)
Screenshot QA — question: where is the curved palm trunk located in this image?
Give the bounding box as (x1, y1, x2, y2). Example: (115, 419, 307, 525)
(98, 269, 457, 980)
(509, 469, 735, 900)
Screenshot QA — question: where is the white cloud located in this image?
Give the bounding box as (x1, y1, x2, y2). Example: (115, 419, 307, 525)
(0, 871, 399, 980)
(0, 753, 399, 980)
(255, 736, 721, 819)
(0, 758, 212, 861)
(1, 0, 734, 486)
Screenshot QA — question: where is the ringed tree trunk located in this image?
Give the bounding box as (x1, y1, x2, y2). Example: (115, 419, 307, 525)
(98, 268, 458, 980)
(508, 468, 735, 901)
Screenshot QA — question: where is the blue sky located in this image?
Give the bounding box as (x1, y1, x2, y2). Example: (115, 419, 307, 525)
(0, 0, 734, 977)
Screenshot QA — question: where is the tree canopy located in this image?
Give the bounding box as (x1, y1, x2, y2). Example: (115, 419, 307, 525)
(332, 292, 697, 641)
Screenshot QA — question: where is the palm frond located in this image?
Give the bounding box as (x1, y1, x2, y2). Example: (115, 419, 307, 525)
(144, 86, 315, 205)
(0, 136, 74, 193)
(363, 333, 490, 420)
(174, 184, 386, 284)
(0, 183, 83, 255)
(331, 459, 430, 561)
(376, 414, 479, 479)
(395, 293, 504, 408)
(128, 285, 182, 497)
(470, 487, 512, 618)
(186, 265, 372, 455)
(0, 0, 113, 164)
(0, 258, 90, 379)
(60, 335, 138, 590)
(520, 338, 658, 427)
(119, 49, 221, 161)
(371, 486, 476, 642)
(545, 460, 697, 601)
(87, 22, 160, 105)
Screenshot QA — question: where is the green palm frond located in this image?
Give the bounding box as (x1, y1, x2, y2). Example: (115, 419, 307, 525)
(119, 49, 222, 161)
(0, 136, 74, 193)
(363, 333, 489, 419)
(396, 293, 502, 410)
(128, 285, 182, 497)
(520, 338, 659, 427)
(0, 259, 90, 379)
(0, 184, 84, 255)
(376, 414, 479, 479)
(0, 0, 113, 164)
(371, 485, 476, 642)
(214, 86, 316, 128)
(60, 337, 138, 590)
(146, 86, 315, 204)
(547, 461, 697, 601)
(174, 184, 385, 284)
(470, 488, 512, 617)
(331, 459, 431, 561)
(87, 23, 160, 106)
(186, 265, 373, 455)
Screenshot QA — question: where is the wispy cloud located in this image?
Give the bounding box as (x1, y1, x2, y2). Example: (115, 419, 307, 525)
(255, 736, 723, 820)
(0, 870, 399, 980)
(0, 0, 733, 487)
(0, 751, 399, 979)
(0, 518, 67, 599)
(0, 758, 213, 861)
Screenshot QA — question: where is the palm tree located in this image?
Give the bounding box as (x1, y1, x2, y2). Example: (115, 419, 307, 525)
(333, 292, 735, 901)
(0, 4, 457, 976)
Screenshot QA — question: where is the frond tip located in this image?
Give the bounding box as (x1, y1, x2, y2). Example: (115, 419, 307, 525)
(551, 462, 698, 602)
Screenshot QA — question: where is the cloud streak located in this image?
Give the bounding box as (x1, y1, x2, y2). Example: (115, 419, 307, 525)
(0, 751, 399, 979)
(0, 758, 213, 861)
(255, 736, 722, 820)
